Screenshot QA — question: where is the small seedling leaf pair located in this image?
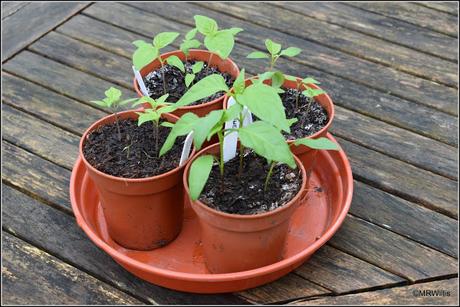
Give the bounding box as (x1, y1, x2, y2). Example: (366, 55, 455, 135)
(180, 28, 201, 57)
(91, 87, 137, 109)
(132, 32, 180, 70)
(247, 38, 301, 70)
(194, 15, 243, 59)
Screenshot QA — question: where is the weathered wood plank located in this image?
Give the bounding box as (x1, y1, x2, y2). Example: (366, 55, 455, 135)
(289, 278, 458, 305)
(295, 245, 405, 294)
(2, 51, 134, 105)
(337, 136, 458, 219)
(416, 2, 459, 16)
(2, 104, 80, 170)
(238, 274, 330, 304)
(332, 105, 458, 180)
(271, 2, 458, 62)
(2, 72, 107, 134)
(2, 232, 142, 305)
(328, 215, 458, 281)
(200, 1, 458, 87)
(1, 2, 88, 61)
(351, 181, 458, 258)
(57, 14, 459, 147)
(89, 2, 458, 116)
(1, 2, 30, 19)
(346, 2, 458, 37)
(29, 31, 134, 89)
(1, 184, 250, 305)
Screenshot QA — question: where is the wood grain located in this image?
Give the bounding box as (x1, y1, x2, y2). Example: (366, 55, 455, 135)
(290, 278, 458, 305)
(272, 2, 458, 62)
(200, 1, 458, 87)
(295, 245, 405, 293)
(2, 232, 142, 305)
(1, 2, 88, 61)
(1, 184, 250, 305)
(328, 215, 458, 281)
(57, 14, 459, 146)
(416, 2, 459, 16)
(346, 2, 458, 37)
(350, 180, 458, 258)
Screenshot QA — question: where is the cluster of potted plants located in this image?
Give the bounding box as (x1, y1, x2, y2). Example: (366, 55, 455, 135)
(80, 15, 339, 274)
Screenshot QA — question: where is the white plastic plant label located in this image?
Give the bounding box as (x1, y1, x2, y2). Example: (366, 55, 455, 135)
(223, 97, 253, 162)
(132, 66, 150, 96)
(179, 131, 194, 166)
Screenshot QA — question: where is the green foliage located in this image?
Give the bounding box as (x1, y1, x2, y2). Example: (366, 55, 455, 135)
(194, 15, 242, 59)
(184, 61, 205, 87)
(132, 31, 179, 71)
(175, 74, 229, 107)
(166, 55, 185, 73)
(303, 88, 325, 98)
(180, 28, 201, 57)
(294, 137, 340, 151)
(188, 154, 214, 200)
(91, 87, 137, 109)
(246, 38, 301, 71)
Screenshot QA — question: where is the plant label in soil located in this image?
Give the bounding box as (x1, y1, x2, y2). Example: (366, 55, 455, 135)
(223, 97, 253, 162)
(132, 66, 150, 96)
(180, 131, 194, 166)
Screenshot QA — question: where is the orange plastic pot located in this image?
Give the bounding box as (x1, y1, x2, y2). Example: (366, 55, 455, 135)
(183, 143, 308, 273)
(223, 78, 334, 173)
(80, 110, 194, 251)
(133, 49, 240, 118)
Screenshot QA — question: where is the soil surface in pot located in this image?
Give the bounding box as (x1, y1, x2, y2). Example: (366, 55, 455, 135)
(199, 151, 302, 215)
(144, 60, 234, 106)
(280, 88, 329, 140)
(83, 118, 185, 178)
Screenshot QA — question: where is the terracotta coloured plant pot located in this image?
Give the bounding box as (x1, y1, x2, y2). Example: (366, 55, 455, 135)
(79, 109, 194, 251)
(223, 77, 334, 174)
(133, 49, 240, 118)
(183, 143, 308, 273)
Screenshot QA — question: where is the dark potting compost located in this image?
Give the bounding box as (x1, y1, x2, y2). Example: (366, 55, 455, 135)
(199, 151, 302, 215)
(83, 118, 185, 178)
(280, 88, 328, 140)
(144, 60, 234, 105)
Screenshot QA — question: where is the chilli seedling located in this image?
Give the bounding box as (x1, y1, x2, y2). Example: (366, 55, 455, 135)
(284, 75, 325, 111)
(132, 31, 180, 95)
(180, 28, 201, 62)
(193, 15, 243, 73)
(247, 39, 301, 71)
(132, 94, 177, 156)
(91, 87, 137, 141)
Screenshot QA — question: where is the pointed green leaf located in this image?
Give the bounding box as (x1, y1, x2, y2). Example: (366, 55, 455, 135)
(133, 44, 158, 70)
(265, 39, 282, 55)
(236, 83, 290, 133)
(137, 112, 158, 126)
(159, 112, 199, 157)
(118, 98, 138, 106)
(204, 30, 234, 59)
(303, 88, 325, 98)
(91, 100, 108, 107)
(166, 55, 185, 73)
(280, 47, 301, 57)
(161, 121, 175, 128)
(284, 75, 298, 82)
(185, 28, 198, 40)
(180, 39, 201, 56)
(194, 15, 218, 35)
(176, 74, 229, 107)
(271, 71, 285, 88)
(302, 77, 320, 85)
(238, 121, 296, 169)
(132, 40, 149, 48)
(223, 102, 243, 122)
(156, 94, 170, 105)
(188, 154, 214, 200)
(232, 68, 246, 95)
(191, 61, 204, 74)
(193, 110, 224, 150)
(222, 27, 243, 36)
(153, 32, 180, 49)
(105, 87, 122, 101)
(247, 51, 269, 59)
(294, 137, 340, 150)
(185, 74, 195, 87)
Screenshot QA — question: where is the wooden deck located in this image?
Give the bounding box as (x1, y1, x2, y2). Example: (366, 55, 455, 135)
(1, 2, 458, 305)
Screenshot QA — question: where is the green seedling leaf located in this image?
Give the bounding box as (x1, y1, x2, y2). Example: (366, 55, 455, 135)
(133, 40, 150, 48)
(188, 154, 214, 200)
(256, 71, 274, 84)
(303, 88, 325, 98)
(294, 137, 340, 151)
(91, 100, 108, 107)
(185, 28, 198, 40)
(176, 74, 229, 107)
(133, 43, 158, 70)
(222, 102, 243, 122)
(159, 112, 199, 157)
(280, 47, 301, 57)
(237, 83, 290, 133)
(156, 94, 170, 105)
(265, 39, 282, 55)
(166, 55, 185, 73)
(285, 75, 298, 82)
(222, 27, 244, 36)
(194, 15, 218, 36)
(204, 30, 234, 59)
(161, 122, 175, 128)
(232, 68, 246, 95)
(302, 77, 320, 85)
(247, 51, 269, 59)
(180, 39, 201, 56)
(185, 74, 195, 87)
(157, 104, 177, 115)
(105, 87, 122, 101)
(238, 121, 296, 169)
(118, 98, 138, 106)
(137, 110, 160, 126)
(153, 32, 180, 49)
(191, 61, 204, 74)
(271, 71, 285, 88)
(133, 96, 157, 108)
(193, 110, 224, 150)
